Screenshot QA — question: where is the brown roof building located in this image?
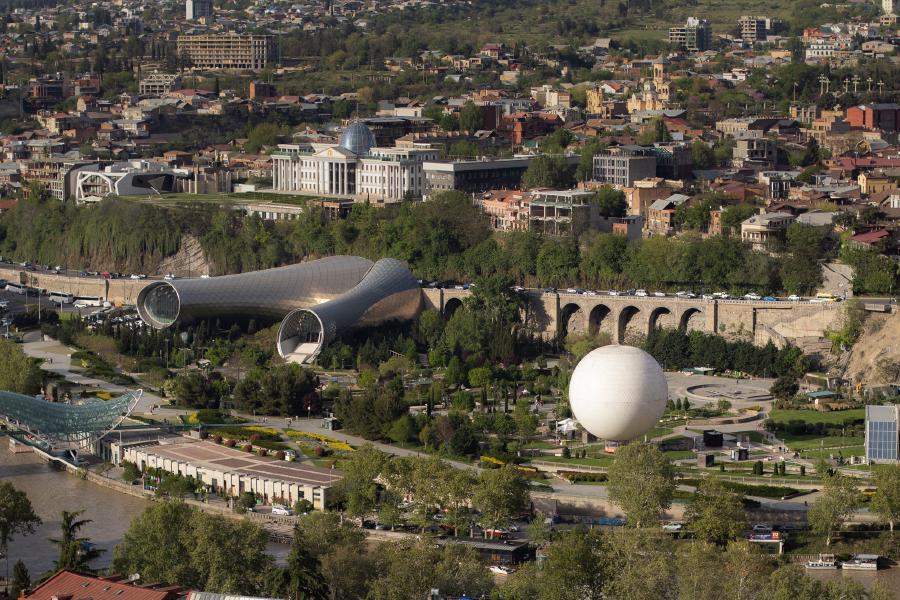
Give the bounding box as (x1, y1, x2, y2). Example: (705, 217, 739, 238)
(24, 571, 183, 600)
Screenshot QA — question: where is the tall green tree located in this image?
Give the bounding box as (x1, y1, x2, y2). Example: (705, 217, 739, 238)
(51, 510, 104, 573)
(9, 560, 30, 598)
(606, 443, 675, 528)
(472, 464, 529, 534)
(871, 464, 900, 535)
(0, 340, 42, 395)
(0, 482, 41, 590)
(808, 469, 859, 546)
(333, 445, 389, 518)
(684, 478, 746, 545)
(113, 502, 271, 594)
(458, 101, 482, 133)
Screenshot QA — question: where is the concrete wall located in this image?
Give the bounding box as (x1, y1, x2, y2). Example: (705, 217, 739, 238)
(0, 266, 153, 306)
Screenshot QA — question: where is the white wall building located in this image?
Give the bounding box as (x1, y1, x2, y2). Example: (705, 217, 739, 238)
(271, 122, 439, 202)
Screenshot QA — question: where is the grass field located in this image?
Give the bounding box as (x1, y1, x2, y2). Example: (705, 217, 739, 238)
(798, 446, 865, 459)
(782, 435, 865, 450)
(768, 409, 865, 425)
(644, 426, 675, 439)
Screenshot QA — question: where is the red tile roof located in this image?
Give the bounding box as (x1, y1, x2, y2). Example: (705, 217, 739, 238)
(850, 229, 890, 243)
(25, 572, 182, 600)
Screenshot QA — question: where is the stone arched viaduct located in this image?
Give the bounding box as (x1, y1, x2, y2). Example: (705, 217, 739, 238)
(421, 288, 844, 348)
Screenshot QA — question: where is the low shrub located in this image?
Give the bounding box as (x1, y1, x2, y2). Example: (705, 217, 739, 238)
(224, 439, 237, 448)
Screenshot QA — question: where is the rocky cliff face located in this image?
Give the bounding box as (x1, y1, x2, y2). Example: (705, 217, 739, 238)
(154, 234, 211, 277)
(836, 312, 900, 386)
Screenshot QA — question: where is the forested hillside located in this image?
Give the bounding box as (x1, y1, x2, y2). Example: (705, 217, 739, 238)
(0, 188, 842, 295)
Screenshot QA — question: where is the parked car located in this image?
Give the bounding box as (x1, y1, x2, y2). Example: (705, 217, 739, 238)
(701, 294, 714, 300)
(653, 291, 666, 297)
(763, 296, 778, 302)
(662, 522, 683, 532)
(271, 505, 293, 516)
(489, 565, 514, 575)
(788, 294, 801, 301)
(608, 290, 620, 296)
(635, 289, 648, 297)
(744, 293, 762, 301)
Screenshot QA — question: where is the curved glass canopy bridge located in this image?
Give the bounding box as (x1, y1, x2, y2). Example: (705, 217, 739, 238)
(0, 390, 141, 449)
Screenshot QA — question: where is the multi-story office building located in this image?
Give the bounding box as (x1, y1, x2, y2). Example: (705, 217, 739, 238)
(186, 0, 213, 20)
(883, 0, 896, 15)
(176, 34, 275, 70)
(739, 16, 772, 44)
(669, 18, 712, 52)
(139, 72, 182, 96)
(592, 146, 657, 187)
(423, 157, 532, 198)
(866, 404, 899, 464)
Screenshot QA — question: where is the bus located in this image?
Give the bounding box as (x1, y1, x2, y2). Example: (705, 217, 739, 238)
(5, 283, 25, 295)
(73, 296, 103, 308)
(49, 292, 74, 304)
(815, 293, 839, 302)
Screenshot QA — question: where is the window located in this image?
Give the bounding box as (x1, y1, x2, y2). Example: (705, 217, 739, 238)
(868, 420, 898, 462)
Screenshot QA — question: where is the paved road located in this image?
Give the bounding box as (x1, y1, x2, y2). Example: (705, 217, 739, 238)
(21, 331, 163, 414)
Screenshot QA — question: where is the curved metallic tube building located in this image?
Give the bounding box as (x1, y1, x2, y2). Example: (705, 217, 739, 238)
(276, 258, 422, 364)
(137, 256, 423, 364)
(137, 255, 374, 328)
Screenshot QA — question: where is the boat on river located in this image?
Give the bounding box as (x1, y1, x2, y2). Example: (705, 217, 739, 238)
(805, 554, 839, 570)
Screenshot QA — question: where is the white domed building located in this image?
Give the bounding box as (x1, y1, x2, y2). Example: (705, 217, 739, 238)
(568, 345, 669, 442)
(271, 120, 439, 202)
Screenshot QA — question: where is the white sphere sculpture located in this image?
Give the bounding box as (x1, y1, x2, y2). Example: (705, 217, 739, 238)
(568, 345, 668, 441)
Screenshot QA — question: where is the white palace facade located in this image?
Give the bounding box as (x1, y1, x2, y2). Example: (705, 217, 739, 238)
(271, 122, 439, 202)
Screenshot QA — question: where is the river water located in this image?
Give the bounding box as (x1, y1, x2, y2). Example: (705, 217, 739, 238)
(0, 445, 288, 577)
(3, 445, 899, 592)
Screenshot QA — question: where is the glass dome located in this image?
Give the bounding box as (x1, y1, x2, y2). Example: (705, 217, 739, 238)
(339, 121, 376, 156)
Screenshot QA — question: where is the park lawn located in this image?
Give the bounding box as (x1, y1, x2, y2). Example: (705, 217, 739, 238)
(523, 441, 561, 450)
(644, 426, 675, 439)
(734, 431, 766, 443)
(798, 446, 865, 459)
(537, 456, 614, 468)
(783, 435, 865, 450)
(768, 408, 865, 425)
(664, 450, 696, 460)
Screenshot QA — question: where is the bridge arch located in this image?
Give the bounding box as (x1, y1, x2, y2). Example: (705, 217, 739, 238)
(680, 307, 705, 332)
(560, 302, 587, 337)
(649, 306, 676, 331)
(444, 297, 463, 318)
(617, 305, 643, 344)
(588, 304, 612, 338)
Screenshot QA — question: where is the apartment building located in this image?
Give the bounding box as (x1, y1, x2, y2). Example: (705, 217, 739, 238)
(139, 72, 182, 96)
(733, 131, 777, 167)
(592, 146, 657, 187)
(20, 157, 95, 201)
(741, 212, 796, 249)
(669, 17, 712, 52)
(176, 34, 275, 70)
(739, 16, 772, 44)
(186, 0, 213, 20)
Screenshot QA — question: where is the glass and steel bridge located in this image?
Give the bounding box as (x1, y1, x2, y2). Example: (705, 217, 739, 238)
(0, 389, 141, 449)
